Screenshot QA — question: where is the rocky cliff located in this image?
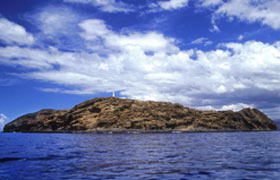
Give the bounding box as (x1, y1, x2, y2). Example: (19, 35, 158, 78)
(3, 97, 278, 132)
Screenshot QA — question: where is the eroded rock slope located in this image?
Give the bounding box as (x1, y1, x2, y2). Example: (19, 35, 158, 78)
(4, 97, 278, 132)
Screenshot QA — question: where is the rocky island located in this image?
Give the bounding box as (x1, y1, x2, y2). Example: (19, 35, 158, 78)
(4, 97, 278, 133)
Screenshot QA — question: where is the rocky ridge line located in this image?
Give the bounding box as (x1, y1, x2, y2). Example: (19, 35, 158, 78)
(4, 97, 278, 132)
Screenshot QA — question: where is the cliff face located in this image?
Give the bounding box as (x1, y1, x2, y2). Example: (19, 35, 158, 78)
(4, 97, 278, 132)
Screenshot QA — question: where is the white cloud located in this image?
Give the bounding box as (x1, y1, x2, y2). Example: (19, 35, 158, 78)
(36, 7, 79, 35)
(0, 46, 58, 70)
(63, 0, 134, 13)
(196, 103, 254, 112)
(149, 0, 190, 11)
(220, 103, 254, 111)
(200, 0, 223, 7)
(201, 0, 280, 30)
(159, 0, 189, 10)
(0, 18, 34, 45)
(191, 37, 213, 46)
(79, 19, 179, 53)
(0, 114, 7, 130)
(1, 18, 280, 118)
(27, 6, 84, 51)
(79, 19, 111, 40)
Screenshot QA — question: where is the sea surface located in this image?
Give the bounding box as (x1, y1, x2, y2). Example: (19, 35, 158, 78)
(1, 131, 280, 180)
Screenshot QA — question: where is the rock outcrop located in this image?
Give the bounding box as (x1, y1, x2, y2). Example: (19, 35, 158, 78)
(3, 97, 278, 132)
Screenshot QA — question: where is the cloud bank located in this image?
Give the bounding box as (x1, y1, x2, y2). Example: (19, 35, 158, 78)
(1, 1, 280, 120)
(0, 16, 280, 115)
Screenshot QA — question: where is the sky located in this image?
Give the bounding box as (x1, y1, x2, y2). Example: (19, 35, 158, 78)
(1, 0, 280, 129)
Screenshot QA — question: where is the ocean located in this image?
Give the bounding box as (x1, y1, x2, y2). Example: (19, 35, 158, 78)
(1, 131, 280, 180)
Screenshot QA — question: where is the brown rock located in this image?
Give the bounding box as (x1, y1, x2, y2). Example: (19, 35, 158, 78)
(3, 97, 278, 132)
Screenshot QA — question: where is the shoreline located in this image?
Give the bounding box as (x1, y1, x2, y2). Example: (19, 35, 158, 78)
(3, 128, 279, 134)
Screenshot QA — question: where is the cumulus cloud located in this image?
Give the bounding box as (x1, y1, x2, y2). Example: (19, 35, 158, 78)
(1, 18, 280, 116)
(63, 0, 134, 13)
(200, 0, 280, 30)
(149, 0, 190, 11)
(0, 18, 34, 45)
(220, 103, 254, 111)
(0, 114, 7, 130)
(196, 103, 254, 112)
(1, 14, 280, 119)
(191, 37, 213, 46)
(79, 19, 179, 53)
(35, 7, 79, 35)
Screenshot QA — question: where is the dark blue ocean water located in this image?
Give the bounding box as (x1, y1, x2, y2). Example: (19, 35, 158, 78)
(1, 132, 280, 180)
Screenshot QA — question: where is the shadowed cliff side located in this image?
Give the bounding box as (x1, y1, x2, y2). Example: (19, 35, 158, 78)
(4, 97, 278, 132)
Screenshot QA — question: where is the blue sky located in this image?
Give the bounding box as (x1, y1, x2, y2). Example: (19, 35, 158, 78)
(1, 0, 280, 129)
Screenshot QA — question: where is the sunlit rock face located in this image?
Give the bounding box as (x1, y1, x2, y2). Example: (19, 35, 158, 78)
(4, 97, 278, 132)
